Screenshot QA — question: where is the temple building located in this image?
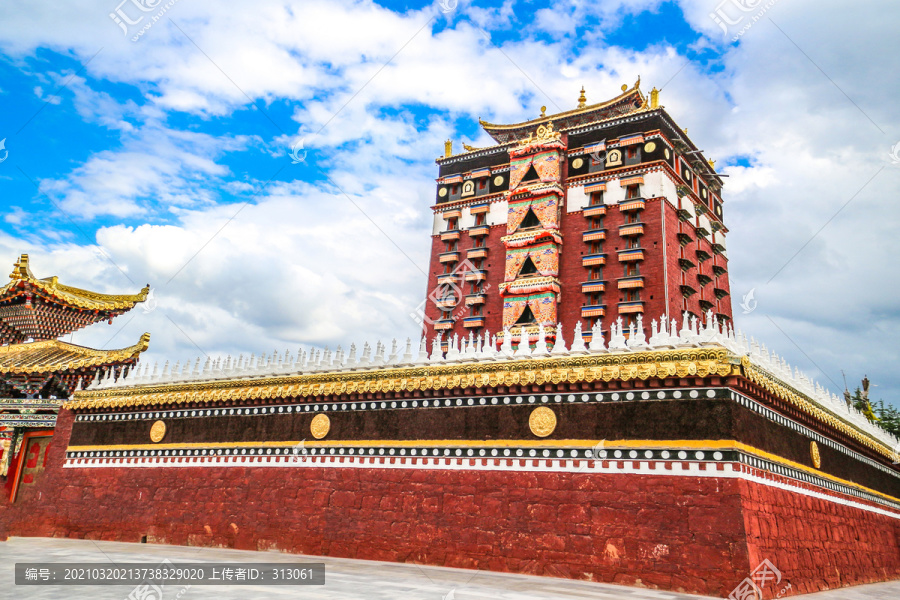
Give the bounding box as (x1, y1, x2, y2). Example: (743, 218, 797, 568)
(425, 80, 731, 345)
(1, 85, 899, 598)
(0, 254, 149, 490)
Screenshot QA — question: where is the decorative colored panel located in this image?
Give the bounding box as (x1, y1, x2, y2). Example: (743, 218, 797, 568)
(433, 320, 454, 331)
(468, 225, 490, 237)
(619, 199, 645, 211)
(581, 281, 605, 293)
(469, 204, 490, 215)
(618, 277, 644, 289)
(619, 302, 644, 314)
(443, 209, 462, 220)
(507, 194, 560, 233)
(465, 294, 486, 306)
(619, 224, 644, 237)
(509, 150, 560, 189)
(584, 182, 606, 193)
(439, 252, 460, 264)
(620, 175, 644, 186)
(464, 270, 487, 282)
(583, 205, 607, 218)
(581, 306, 606, 318)
(440, 230, 461, 241)
(618, 135, 645, 147)
(466, 248, 488, 259)
(582, 254, 606, 267)
(504, 243, 559, 280)
(502, 291, 557, 328)
(582, 230, 606, 242)
(619, 251, 644, 262)
(463, 317, 485, 328)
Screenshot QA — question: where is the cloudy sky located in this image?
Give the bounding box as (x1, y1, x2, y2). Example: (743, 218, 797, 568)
(0, 0, 897, 405)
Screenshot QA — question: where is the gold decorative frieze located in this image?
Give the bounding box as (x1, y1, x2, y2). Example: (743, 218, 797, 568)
(67, 348, 735, 411)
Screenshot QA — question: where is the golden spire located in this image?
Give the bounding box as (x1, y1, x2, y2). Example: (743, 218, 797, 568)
(10, 254, 32, 280)
(540, 105, 546, 117)
(634, 75, 641, 90)
(577, 87, 586, 109)
(708, 159, 716, 169)
(444, 139, 452, 158)
(649, 87, 660, 109)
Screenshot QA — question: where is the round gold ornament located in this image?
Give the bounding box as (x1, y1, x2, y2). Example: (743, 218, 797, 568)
(493, 175, 504, 187)
(149, 420, 166, 443)
(643, 141, 656, 153)
(310, 414, 331, 439)
(572, 157, 584, 169)
(438, 187, 448, 197)
(528, 406, 557, 438)
(810, 441, 821, 469)
(664, 148, 671, 160)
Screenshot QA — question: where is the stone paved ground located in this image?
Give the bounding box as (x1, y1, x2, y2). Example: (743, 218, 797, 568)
(1, 538, 898, 600)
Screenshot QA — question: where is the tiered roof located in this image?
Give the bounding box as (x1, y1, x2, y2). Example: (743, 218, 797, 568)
(0, 254, 149, 343)
(0, 334, 150, 375)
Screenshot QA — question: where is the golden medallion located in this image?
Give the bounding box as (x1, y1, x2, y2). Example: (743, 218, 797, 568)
(572, 157, 584, 169)
(529, 406, 557, 438)
(493, 175, 504, 187)
(310, 414, 331, 439)
(643, 141, 656, 154)
(149, 420, 166, 443)
(810, 441, 821, 469)
(438, 187, 448, 197)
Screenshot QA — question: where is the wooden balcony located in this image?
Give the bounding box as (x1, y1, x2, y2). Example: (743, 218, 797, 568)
(617, 276, 644, 289)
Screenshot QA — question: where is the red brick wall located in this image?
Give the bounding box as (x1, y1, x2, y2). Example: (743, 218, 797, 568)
(739, 479, 900, 597)
(3, 410, 900, 596)
(423, 223, 507, 342)
(2, 410, 749, 597)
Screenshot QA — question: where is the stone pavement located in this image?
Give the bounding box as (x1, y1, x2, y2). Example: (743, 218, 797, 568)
(1, 537, 898, 600)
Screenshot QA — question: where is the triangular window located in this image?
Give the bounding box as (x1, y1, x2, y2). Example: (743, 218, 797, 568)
(518, 208, 541, 230)
(521, 164, 540, 183)
(518, 256, 539, 277)
(515, 305, 536, 325)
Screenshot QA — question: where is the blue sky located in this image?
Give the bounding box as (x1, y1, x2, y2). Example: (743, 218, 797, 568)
(0, 0, 898, 407)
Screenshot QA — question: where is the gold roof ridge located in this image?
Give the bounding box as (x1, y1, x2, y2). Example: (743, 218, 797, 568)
(0, 333, 150, 374)
(4, 254, 150, 310)
(478, 84, 646, 133)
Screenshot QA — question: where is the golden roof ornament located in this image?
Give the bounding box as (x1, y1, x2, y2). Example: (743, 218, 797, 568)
(650, 87, 660, 109)
(634, 75, 641, 90)
(540, 105, 547, 117)
(577, 87, 586, 109)
(444, 139, 452, 158)
(708, 158, 716, 169)
(518, 121, 560, 147)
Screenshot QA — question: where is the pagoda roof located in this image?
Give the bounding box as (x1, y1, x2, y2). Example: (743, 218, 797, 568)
(2, 254, 150, 311)
(477, 80, 648, 144)
(0, 333, 150, 375)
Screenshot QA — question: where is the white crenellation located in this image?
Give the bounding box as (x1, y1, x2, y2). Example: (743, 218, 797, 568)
(90, 316, 898, 452)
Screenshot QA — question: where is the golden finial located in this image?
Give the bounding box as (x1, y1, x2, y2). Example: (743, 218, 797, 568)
(577, 87, 586, 109)
(683, 127, 688, 134)
(621, 84, 628, 92)
(708, 159, 716, 169)
(444, 139, 452, 158)
(540, 105, 547, 117)
(634, 75, 641, 89)
(649, 87, 660, 109)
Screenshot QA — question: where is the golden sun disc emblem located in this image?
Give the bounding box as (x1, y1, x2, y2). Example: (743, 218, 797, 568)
(810, 441, 821, 469)
(529, 407, 557, 438)
(310, 414, 331, 439)
(149, 420, 166, 443)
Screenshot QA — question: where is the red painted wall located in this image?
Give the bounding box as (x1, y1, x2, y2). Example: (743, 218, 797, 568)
(739, 478, 900, 597)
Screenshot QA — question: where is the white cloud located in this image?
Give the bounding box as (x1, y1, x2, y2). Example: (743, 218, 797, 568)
(0, 0, 898, 405)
